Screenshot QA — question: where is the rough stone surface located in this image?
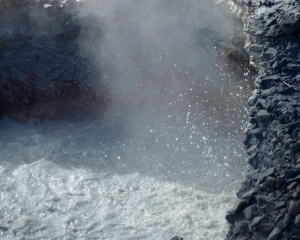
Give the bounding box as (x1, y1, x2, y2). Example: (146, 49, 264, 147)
(0, 0, 108, 121)
(226, 0, 300, 239)
(170, 236, 184, 240)
(233, 221, 249, 236)
(251, 215, 263, 229)
(267, 227, 281, 240)
(243, 204, 256, 220)
(295, 214, 300, 228)
(288, 201, 300, 217)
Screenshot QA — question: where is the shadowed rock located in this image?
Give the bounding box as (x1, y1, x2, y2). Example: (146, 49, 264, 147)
(0, 0, 108, 121)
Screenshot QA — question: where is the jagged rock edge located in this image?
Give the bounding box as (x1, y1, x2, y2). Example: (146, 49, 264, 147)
(226, 0, 300, 239)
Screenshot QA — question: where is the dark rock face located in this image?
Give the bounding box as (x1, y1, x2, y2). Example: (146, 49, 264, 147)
(170, 236, 184, 240)
(0, 0, 107, 121)
(226, 0, 300, 239)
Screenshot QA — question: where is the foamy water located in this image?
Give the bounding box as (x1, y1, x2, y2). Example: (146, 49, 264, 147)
(0, 160, 235, 239)
(0, 118, 243, 239)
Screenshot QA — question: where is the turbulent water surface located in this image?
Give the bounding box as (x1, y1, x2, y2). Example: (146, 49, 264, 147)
(0, 0, 253, 239)
(0, 118, 243, 240)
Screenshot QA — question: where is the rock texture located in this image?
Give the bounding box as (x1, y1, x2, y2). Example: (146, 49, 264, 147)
(0, 0, 107, 121)
(226, 0, 300, 239)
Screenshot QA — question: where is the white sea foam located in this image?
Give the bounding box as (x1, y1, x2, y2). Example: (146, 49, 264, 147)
(0, 158, 235, 240)
(0, 119, 242, 239)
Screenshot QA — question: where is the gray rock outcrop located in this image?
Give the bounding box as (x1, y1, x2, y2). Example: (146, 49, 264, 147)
(226, 0, 300, 239)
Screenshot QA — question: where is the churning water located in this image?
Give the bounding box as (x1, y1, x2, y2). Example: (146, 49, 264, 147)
(0, 117, 245, 240)
(0, 0, 253, 239)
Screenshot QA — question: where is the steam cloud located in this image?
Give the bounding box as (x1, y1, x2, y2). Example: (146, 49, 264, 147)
(71, 0, 252, 192)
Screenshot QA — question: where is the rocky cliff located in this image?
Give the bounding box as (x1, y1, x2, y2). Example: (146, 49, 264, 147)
(0, 0, 107, 122)
(226, 0, 300, 239)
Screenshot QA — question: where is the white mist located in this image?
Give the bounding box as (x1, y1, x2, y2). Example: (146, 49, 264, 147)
(0, 0, 252, 239)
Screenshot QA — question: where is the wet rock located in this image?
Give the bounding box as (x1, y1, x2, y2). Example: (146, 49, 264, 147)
(256, 195, 271, 204)
(294, 129, 300, 139)
(260, 221, 274, 234)
(261, 167, 277, 179)
(241, 188, 257, 202)
(277, 213, 291, 231)
(276, 214, 283, 223)
(293, 186, 300, 198)
(236, 185, 253, 198)
(233, 221, 249, 236)
(256, 110, 272, 123)
(278, 83, 292, 94)
(291, 142, 300, 153)
(251, 215, 264, 229)
(266, 176, 276, 188)
(264, 47, 278, 60)
(279, 14, 300, 36)
(170, 236, 184, 240)
(243, 204, 256, 220)
(284, 138, 296, 148)
(293, 175, 300, 183)
(287, 178, 294, 185)
(268, 227, 281, 240)
(287, 182, 298, 191)
(249, 44, 263, 52)
(248, 90, 260, 106)
(260, 87, 277, 98)
(227, 189, 257, 216)
(227, 0, 300, 238)
(276, 177, 285, 188)
(244, 128, 252, 144)
(283, 193, 291, 201)
(288, 201, 300, 217)
(250, 127, 263, 138)
(284, 169, 300, 179)
(248, 151, 260, 167)
(247, 144, 259, 156)
(275, 201, 286, 210)
(256, 168, 277, 186)
(286, 122, 300, 132)
(226, 213, 235, 224)
(227, 199, 244, 216)
(295, 214, 300, 228)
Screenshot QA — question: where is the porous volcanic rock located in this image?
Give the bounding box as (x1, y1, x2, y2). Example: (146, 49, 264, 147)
(0, 0, 108, 121)
(226, 0, 300, 239)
